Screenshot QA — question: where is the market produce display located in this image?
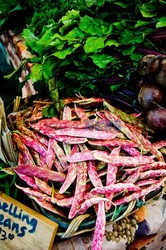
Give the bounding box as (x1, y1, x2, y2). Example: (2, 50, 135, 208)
(6, 97, 166, 249)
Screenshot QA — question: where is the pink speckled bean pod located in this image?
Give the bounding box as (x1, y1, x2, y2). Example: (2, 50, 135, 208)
(139, 169, 166, 179)
(92, 201, 106, 250)
(136, 179, 159, 187)
(52, 140, 68, 169)
(63, 106, 72, 120)
(15, 171, 38, 190)
(31, 124, 119, 140)
(115, 179, 164, 205)
(88, 161, 103, 188)
(124, 169, 140, 184)
(93, 151, 154, 166)
(12, 133, 35, 165)
(57, 197, 73, 207)
(153, 140, 166, 149)
(15, 164, 66, 182)
(46, 139, 56, 170)
(29, 195, 66, 217)
(59, 145, 79, 194)
(140, 162, 166, 171)
(19, 133, 47, 157)
(105, 147, 120, 210)
(91, 183, 140, 195)
(68, 161, 88, 219)
(16, 184, 57, 204)
(88, 139, 135, 147)
(78, 197, 110, 214)
(122, 146, 140, 156)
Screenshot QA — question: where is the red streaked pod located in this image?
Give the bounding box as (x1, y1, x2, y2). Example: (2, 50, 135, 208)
(12, 133, 35, 165)
(105, 147, 120, 210)
(122, 146, 140, 156)
(115, 179, 165, 205)
(19, 126, 38, 140)
(136, 179, 159, 187)
(15, 184, 57, 204)
(124, 169, 140, 184)
(78, 197, 110, 214)
(139, 169, 166, 179)
(34, 177, 52, 195)
(18, 151, 25, 165)
(125, 168, 139, 175)
(65, 150, 96, 162)
(68, 161, 88, 219)
(29, 195, 66, 218)
(62, 97, 80, 105)
(52, 140, 68, 169)
(128, 125, 164, 162)
(31, 124, 118, 140)
(57, 197, 73, 207)
(46, 139, 56, 169)
(88, 139, 135, 147)
(92, 201, 106, 250)
(88, 161, 103, 188)
(59, 145, 79, 194)
(63, 106, 72, 120)
(62, 106, 72, 156)
(74, 104, 89, 120)
(105, 110, 145, 150)
(19, 133, 47, 157)
(32, 117, 97, 129)
(15, 164, 66, 182)
(25, 111, 43, 122)
(15, 171, 38, 190)
(93, 151, 154, 166)
(139, 162, 166, 171)
(34, 178, 66, 199)
(73, 97, 104, 105)
(153, 140, 166, 149)
(91, 183, 140, 195)
(34, 132, 48, 147)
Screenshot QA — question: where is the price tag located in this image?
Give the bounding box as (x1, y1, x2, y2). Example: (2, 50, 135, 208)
(0, 192, 58, 250)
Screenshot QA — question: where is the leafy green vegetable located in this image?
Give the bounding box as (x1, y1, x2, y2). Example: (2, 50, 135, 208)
(1, 0, 165, 105)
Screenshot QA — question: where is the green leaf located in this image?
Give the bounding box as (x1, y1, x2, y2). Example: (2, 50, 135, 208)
(120, 29, 144, 45)
(84, 36, 106, 53)
(113, 1, 129, 8)
(79, 15, 110, 36)
(85, 0, 97, 7)
(59, 10, 80, 25)
(43, 57, 58, 81)
(156, 17, 166, 28)
(65, 27, 85, 39)
(22, 29, 39, 52)
(105, 39, 120, 47)
(35, 27, 57, 55)
(135, 20, 151, 28)
(122, 46, 135, 56)
(29, 64, 43, 82)
(91, 54, 119, 69)
(65, 71, 94, 81)
(97, 0, 107, 6)
(113, 20, 126, 31)
(52, 45, 80, 59)
(42, 104, 58, 118)
(139, 1, 157, 18)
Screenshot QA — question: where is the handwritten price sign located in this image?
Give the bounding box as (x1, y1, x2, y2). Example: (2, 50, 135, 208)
(0, 192, 58, 250)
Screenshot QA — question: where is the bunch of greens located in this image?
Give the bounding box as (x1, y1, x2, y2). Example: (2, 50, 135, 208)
(2, 0, 166, 109)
